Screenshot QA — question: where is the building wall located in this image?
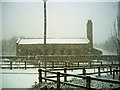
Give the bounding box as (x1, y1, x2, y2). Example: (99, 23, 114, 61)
(16, 43, 102, 56)
(17, 44, 87, 56)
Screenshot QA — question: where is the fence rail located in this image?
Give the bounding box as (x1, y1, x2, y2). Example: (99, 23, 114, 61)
(38, 68, 120, 89)
(1, 60, 120, 70)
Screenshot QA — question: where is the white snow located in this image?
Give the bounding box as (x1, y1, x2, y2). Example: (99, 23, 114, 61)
(1, 67, 117, 88)
(16, 38, 21, 44)
(2, 69, 39, 88)
(1, 58, 119, 88)
(94, 47, 117, 55)
(18, 38, 89, 44)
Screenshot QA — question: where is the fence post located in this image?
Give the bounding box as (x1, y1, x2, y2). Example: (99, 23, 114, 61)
(86, 76, 91, 89)
(64, 68, 67, 82)
(107, 67, 108, 74)
(89, 62, 91, 68)
(111, 62, 113, 66)
(52, 62, 54, 69)
(39, 62, 41, 68)
(94, 66, 95, 73)
(101, 61, 102, 66)
(103, 66, 105, 71)
(10, 61, 12, 70)
(113, 70, 115, 79)
(68, 62, 70, 67)
(25, 61, 26, 70)
(38, 69, 42, 83)
(65, 62, 67, 67)
(78, 62, 79, 67)
(82, 68, 86, 75)
(116, 67, 118, 74)
(110, 66, 112, 75)
(98, 67, 100, 76)
(57, 72, 60, 88)
(72, 62, 73, 69)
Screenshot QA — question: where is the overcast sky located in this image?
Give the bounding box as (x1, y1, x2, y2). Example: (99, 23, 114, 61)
(1, 0, 119, 44)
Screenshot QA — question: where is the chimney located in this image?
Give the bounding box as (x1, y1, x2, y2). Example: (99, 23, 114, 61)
(87, 20, 93, 47)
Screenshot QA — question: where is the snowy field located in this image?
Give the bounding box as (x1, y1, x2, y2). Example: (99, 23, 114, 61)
(1, 66, 119, 89)
(2, 68, 39, 88)
(1, 49, 119, 88)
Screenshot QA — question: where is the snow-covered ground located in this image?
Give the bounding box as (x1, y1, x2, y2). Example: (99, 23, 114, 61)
(94, 47, 117, 55)
(2, 68, 39, 88)
(31, 69, 120, 89)
(1, 48, 119, 88)
(1, 66, 119, 88)
(1, 59, 119, 88)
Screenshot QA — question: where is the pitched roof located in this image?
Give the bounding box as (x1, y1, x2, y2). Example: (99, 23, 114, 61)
(17, 38, 90, 44)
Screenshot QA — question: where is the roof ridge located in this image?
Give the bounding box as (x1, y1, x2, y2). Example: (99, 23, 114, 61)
(17, 38, 90, 44)
(20, 37, 87, 39)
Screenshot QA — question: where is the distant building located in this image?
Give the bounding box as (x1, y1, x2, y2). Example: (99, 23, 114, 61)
(16, 20, 102, 56)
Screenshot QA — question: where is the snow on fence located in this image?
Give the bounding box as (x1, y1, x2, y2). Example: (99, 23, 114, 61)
(1, 60, 119, 70)
(38, 68, 120, 89)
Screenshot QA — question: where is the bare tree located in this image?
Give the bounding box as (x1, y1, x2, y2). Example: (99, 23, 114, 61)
(111, 1, 120, 80)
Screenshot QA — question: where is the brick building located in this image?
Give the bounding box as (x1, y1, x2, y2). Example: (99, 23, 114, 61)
(16, 20, 102, 56)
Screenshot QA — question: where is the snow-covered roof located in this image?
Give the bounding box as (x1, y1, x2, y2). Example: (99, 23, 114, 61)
(17, 38, 90, 45)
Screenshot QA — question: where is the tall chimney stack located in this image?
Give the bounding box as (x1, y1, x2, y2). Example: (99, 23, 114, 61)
(87, 20, 93, 47)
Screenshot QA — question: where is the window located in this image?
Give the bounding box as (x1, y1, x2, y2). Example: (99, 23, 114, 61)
(51, 50, 55, 55)
(45, 49, 48, 55)
(75, 49, 80, 55)
(39, 50, 42, 55)
(68, 49, 72, 55)
(34, 48, 38, 55)
(27, 50, 32, 56)
(60, 49, 64, 55)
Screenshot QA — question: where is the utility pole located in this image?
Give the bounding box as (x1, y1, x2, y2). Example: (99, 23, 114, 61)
(43, 0, 48, 81)
(43, 0, 47, 69)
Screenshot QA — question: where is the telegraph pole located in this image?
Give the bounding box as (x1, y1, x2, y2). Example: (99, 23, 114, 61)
(43, 0, 47, 81)
(43, 0, 47, 69)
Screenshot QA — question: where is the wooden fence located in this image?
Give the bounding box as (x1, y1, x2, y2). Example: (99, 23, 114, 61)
(1, 60, 119, 70)
(38, 68, 120, 89)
